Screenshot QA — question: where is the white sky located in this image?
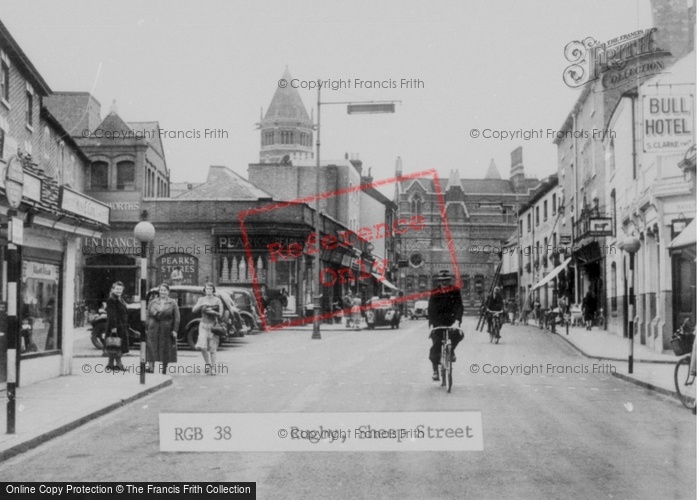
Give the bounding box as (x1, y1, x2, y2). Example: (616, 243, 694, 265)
(3, 0, 655, 191)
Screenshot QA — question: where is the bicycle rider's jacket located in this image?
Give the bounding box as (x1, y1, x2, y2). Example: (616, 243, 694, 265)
(427, 286, 464, 328)
(485, 292, 504, 312)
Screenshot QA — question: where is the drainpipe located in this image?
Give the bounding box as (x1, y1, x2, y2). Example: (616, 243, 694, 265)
(573, 109, 580, 305)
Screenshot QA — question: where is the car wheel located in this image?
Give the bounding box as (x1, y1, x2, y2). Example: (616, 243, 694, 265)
(187, 326, 200, 350)
(91, 322, 106, 349)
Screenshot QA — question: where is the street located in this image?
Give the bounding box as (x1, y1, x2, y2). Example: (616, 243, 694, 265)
(0, 317, 695, 500)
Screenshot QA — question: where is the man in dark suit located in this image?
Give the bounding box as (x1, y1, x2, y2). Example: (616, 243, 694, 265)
(428, 270, 464, 381)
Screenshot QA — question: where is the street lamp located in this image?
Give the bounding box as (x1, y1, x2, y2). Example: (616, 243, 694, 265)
(134, 218, 156, 383)
(311, 88, 398, 340)
(620, 234, 641, 374)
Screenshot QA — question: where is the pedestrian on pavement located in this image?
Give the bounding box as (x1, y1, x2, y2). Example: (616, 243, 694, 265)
(105, 281, 129, 372)
(507, 297, 517, 325)
(343, 290, 354, 327)
(146, 283, 180, 375)
(583, 288, 598, 331)
(193, 283, 223, 375)
(351, 292, 362, 330)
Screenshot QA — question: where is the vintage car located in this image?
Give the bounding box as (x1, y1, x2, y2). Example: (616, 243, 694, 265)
(145, 285, 249, 349)
(364, 296, 402, 329)
(217, 286, 265, 331)
(410, 300, 429, 320)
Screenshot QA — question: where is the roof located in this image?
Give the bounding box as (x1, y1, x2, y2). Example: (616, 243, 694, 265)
(127, 121, 165, 158)
(174, 166, 273, 200)
(484, 159, 502, 179)
(262, 68, 312, 124)
(44, 92, 102, 136)
(0, 20, 51, 95)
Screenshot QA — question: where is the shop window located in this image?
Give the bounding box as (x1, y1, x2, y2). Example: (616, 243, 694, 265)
(21, 261, 60, 354)
(406, 275, 414, 292)
(91, 161, 108, 190)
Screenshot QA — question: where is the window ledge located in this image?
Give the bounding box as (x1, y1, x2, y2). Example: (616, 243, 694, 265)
(1, 98, 9, 110)
(25, 123, 34, 133)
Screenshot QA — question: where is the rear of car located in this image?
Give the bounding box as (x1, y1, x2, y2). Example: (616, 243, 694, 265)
(412, 300, 429, 319)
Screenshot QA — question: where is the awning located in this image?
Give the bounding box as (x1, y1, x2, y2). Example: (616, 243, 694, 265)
(372, 273, 397, 290)
(668, 219, 696, 250)
(532, 257, 572, 290)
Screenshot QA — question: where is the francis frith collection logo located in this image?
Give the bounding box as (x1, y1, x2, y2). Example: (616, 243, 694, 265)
(563, 28, 671, 90)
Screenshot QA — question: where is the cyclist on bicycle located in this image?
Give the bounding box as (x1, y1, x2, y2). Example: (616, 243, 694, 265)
(485, 286, 505, 338)
(428, 270, 464, 381)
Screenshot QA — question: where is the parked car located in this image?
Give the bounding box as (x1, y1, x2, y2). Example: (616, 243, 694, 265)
(410, 300, 429, 320)
(145, 285, 249, 350)
(217, 286, 264, 331)
(364, 296, 402, 329)
(89, 301, 142, 350)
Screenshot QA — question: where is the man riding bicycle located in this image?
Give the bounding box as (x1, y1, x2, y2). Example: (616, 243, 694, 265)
(485, 286, 505, 339)
(428, 270, 464, 382)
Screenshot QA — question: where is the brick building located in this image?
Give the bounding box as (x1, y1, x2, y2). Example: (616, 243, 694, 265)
(0, 20, 109, 387)
(44, 95, 170, 309)
(555, 0, 695, 351)
(394, 148, 539, 314)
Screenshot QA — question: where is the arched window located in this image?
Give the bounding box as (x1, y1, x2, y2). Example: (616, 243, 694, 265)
(117, 161, 135, 190)
(90, 161, 108, 190)
(410, 194, 422, 217)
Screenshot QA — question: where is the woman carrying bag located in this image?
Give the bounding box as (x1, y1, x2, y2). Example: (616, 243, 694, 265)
(192, 282, 223, 375)
(105, 281, 129, 372)
(146, 283, 180, 374)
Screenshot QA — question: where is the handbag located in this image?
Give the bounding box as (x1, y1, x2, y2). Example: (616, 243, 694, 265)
(210, 319, 227, 338)
(104, 330, 122, 355)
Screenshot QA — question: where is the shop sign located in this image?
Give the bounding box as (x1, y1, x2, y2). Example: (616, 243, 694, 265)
(560, 234, 572, 245)
(59, 186, 110, 225)
(22, 261, 59, 283)
(671, 218, 693, 240)
(9, 217, 22, 245)
(588, 217, 613, 237)
(157, 253, 198, 286)
(218, 234, 304, 251)
(642, 94, 694, 153)
(4, 155, 23, 209)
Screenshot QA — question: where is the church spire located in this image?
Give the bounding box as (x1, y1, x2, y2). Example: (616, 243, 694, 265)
(485, 159, 502, 180)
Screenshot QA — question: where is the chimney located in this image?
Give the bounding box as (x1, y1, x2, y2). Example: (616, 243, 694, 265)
(510, 146, 525, 191)
(349, 153, 363, 175)
(650, 0, 692, 60)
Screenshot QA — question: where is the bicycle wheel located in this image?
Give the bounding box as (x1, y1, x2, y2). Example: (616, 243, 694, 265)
(675, 356, 697, 410)
(445, 345, 453, 393)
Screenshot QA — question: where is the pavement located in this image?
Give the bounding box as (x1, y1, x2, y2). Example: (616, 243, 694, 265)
(0, 318, 690, 462)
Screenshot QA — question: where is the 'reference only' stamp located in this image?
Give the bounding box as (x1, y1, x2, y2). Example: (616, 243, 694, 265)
(237, 169, 459, 331)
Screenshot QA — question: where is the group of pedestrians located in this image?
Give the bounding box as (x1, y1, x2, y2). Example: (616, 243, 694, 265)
(102, 280, 223, 375)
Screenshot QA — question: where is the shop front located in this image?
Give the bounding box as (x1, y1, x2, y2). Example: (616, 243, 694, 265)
(0, 158, 109, 388)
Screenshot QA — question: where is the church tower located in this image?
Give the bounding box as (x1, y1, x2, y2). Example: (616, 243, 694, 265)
(258, 67, 314, 164)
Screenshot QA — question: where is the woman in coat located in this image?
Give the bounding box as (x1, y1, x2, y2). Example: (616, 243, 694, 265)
(192, 283, 223, 375)
(146, 283, 180, 374)
(105, 281, 129, 372)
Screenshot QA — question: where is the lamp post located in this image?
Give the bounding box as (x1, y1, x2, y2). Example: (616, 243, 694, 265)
(134, 218, 156, 383)
(311, 88, 398, 340)
(620, 234, 641, 374)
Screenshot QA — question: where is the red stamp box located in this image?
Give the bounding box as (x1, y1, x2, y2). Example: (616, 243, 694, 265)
(237, 169, 459, 330)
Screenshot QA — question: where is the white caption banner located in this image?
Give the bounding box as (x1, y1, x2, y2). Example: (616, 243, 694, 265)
(160, 412, 483, 452)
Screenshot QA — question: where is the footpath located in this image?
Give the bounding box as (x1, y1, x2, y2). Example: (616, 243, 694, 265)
(0, 320, 691, 462)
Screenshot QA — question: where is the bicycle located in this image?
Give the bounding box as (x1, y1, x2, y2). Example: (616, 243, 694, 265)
(671, 326, 696, 412)
(486, 310, 503, 344)
(431, 326, 462, 393)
